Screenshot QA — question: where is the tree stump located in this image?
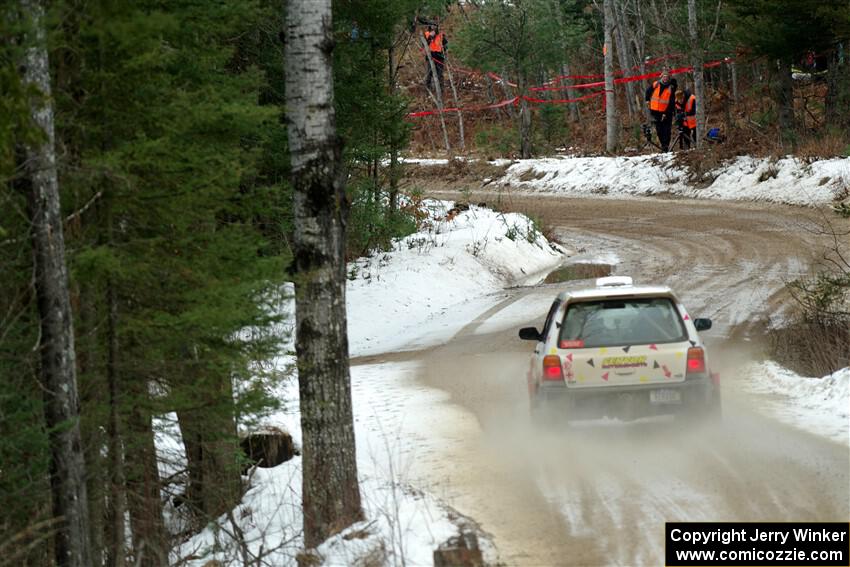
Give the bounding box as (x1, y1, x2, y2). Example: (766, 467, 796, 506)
(240, 427, 298, 471)
(433, 532, 484, 567)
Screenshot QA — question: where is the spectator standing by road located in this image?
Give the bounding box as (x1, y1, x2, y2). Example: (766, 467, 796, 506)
(645, 66, 678, 152)
(675, 89, 697, 149)
(423, 25, 448, 91)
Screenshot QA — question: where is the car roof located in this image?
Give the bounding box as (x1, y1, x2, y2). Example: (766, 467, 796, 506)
(553, 276, 679, 303)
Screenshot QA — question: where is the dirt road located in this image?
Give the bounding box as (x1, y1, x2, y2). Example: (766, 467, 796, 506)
(408, 195, 850, 565)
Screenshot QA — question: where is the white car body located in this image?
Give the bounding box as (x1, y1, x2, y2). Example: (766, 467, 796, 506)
(520, 276, 720, 421)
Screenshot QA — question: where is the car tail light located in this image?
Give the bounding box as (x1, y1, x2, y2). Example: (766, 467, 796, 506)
(543, 355, 563, 381)
(686, 347, 706, 375)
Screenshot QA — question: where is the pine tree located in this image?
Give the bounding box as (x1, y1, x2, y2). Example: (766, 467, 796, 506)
(49, 0, 288, 562)
(726, 0, 848, 148)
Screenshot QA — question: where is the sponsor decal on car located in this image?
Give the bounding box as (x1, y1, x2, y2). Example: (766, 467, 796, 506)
(601, 355, 648, 369)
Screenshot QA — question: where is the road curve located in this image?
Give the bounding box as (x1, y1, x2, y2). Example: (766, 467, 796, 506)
(408, 195, 850, 566)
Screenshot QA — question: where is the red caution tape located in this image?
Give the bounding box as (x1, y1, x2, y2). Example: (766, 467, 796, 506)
(486, 71, 518, 88)
(408, 51, 734, 118)
(406, 96, 519, 118)
(545, 54, 684, 84)
(415, 49, 731, 93)
(531, 58, 733, 92)
(417, 47, 518, 87)
(405, 91, 604, 119)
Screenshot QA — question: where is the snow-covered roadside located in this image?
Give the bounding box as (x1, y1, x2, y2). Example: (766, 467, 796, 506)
(347, 200, 568, 357)
(170, 202, 567, 565)
(399, 156, 514, 167)
(741, 361, 850, 445)
(408, 154, 850, 207)
(172, 361, 492, 566)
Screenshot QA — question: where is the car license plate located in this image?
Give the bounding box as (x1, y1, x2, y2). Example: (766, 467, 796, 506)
(650, 389, 681, 404)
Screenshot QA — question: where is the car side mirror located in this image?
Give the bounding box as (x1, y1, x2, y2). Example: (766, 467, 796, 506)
(694, 318, 712, 331)
(519, 327, 542, 341)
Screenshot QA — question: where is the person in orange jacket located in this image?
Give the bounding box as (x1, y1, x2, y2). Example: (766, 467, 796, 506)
(423, 25, 448, 90)
(645, 67, 678, 151)
(674, 89, 697, 149)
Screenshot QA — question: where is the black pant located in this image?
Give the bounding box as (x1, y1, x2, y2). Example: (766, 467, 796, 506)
(653, 115, 673, 152)
(679, 127, 696, 149)
(424, 52, 444, 89)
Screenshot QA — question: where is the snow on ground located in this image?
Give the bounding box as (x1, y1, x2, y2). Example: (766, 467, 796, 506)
(399, 157, 514, 167)
(411, 154, 850, 207)
(172, 362, 492, 566)
(347, 200, 568, 357)
(742, 361, 850, 444)
(473, 252, 621, 336)
(170, 203, 564, 565)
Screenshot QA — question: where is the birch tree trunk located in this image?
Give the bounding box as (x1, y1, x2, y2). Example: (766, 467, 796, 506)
(387, 44, 400, 211)
(730, 60, 738, 102)
(19, 1, 93, 565)
(613, 0, 636, 118)
(548, 0, 579, 122)
(629, 0, 654, 123)
(561, 64, 581, 122)
(418, 33, 451, 153)
(284, 0, 363, 548)
(445, 61, 466, 152)
(518, 74, 532, 158)
(603, 0, 619, 152)
(501, 67, 515, 118)
(688, 0, 705, 148)
(777, 57, 796, 150)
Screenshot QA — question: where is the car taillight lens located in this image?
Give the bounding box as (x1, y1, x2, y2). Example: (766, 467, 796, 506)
(543, 355, 563, 381)
(686, 347, 706, 375)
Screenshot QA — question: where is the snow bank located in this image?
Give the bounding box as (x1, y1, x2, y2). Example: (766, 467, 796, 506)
(171, 204, 564, 565)
(172, 362, 489, 566)
(399, 156, 514, 167)
(347, 200, 567, 357)
(480, 155, 849, 207)
(743, 361, 850, 444)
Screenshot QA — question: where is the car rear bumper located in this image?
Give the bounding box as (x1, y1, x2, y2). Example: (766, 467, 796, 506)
(537, 376, 718, 420)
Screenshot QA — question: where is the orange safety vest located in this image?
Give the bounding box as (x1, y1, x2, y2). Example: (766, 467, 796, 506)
(684, 95, 696, 129)
(428, 32, 444, 54)
(649, 81, 672, 112)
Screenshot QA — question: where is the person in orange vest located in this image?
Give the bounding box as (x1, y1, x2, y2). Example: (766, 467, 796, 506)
(644, 66, 678, 151)
(674, 89, 697, 149)
(423, 25, 448, 90)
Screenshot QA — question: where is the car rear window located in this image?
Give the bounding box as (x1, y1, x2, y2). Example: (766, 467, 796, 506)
(558, 297, 687, 348)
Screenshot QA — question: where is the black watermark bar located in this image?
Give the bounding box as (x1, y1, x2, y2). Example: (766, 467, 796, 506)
(666, 522, 850, 566)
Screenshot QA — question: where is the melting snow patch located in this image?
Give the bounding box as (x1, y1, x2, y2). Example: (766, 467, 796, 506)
(347, 200, 568, 357)
(743, 361, 850, 444)
(492, 155, 850, 207)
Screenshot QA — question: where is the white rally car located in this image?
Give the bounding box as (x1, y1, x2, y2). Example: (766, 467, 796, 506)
(519, 276, 721, 421)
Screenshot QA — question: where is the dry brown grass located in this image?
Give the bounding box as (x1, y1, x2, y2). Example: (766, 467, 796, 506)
(517, 167, 546, 182)
(796, 131, 850, 160)
(401, 159, 510, 193)
(768, 319, 850, 377)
